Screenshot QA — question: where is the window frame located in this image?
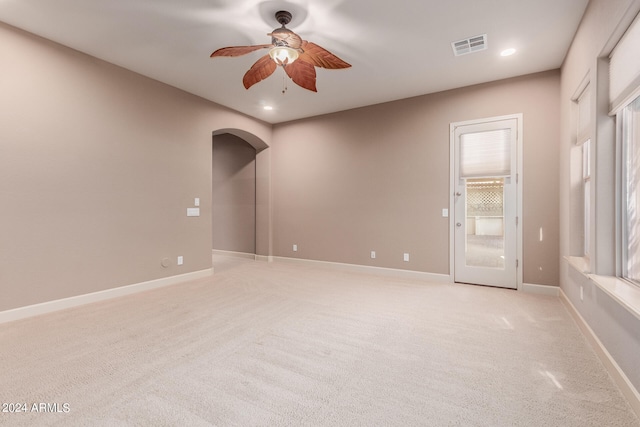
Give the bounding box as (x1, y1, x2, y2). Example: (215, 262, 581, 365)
(619, 95, 640, 286)
(573, 81, 592, 260)
(582, 139, 591, 258)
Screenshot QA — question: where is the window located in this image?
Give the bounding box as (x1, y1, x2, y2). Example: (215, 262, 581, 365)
(610, 11, 640, 284)
(621, 96, 640, 284)
(582, 139, 591, 257)
(574, 83, 591, 258)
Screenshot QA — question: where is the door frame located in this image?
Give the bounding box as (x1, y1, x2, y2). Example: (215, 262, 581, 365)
(449, 114, 523, 290)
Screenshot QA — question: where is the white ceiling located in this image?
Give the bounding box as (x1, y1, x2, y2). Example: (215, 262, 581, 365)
(0, 0, 589, 124)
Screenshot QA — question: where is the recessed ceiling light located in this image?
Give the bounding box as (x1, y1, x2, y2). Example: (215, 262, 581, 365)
(500, 48, 516, 57)
(263, 105, 273, 111)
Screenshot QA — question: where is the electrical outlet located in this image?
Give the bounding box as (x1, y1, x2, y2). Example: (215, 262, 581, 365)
(293, 244, 298, 252)
(177, 256, 184, 266)
(371, 251, 376, 259)
(403, 253, 410, 262)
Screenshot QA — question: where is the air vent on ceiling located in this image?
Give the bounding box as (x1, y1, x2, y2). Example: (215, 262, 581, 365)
(452, 34, 488, 56)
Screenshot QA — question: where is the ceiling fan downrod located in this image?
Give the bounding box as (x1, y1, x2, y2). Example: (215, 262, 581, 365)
(275, 10, 293, 27)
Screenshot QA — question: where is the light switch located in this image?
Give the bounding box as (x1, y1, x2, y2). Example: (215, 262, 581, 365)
(187, 208, 200, 217)
(194, 198, 200, 207)
(442, 209, 449, 217)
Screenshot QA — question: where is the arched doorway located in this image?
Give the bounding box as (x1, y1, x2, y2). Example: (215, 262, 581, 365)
(212, 129, 271, 260)
(212, 133, 256, 254)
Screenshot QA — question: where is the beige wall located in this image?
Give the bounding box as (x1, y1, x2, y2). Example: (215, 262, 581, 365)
(212, 133, 256, 254)
(0, 17, 562, 309)
(0, 22, 271, 311)
(559, 0, 640, 397)
(272, 70, 561, 285)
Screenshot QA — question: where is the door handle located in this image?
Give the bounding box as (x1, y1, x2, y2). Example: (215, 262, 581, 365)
(455, 192, 462, 196)
(456, 222, 462, 227)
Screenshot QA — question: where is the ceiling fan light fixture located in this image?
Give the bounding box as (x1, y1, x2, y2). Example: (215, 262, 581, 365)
(210, 9, 351, 92)
(269, 46, 299, 65)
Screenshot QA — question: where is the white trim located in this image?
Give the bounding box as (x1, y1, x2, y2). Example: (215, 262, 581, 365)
(449, 113, 523, 290)
(588, 275, 640, 322)
(212, 249, 257, 260)
(564, 255, 591, 275)
(616, 107, 624, 278)
(272, 256, 452, 283)
(449, 122, 456, 287)
(521, 283, 560, 296)
(571, 71, 591, 102)
(560, 290, 640, 419)
(210, 250, 275, 263)
(566, 257, 640, 321)
(516, 114, 524, 291)
(0, 269, 213, 325)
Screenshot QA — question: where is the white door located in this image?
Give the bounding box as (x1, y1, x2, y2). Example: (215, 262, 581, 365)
(452, 117, 518, 289)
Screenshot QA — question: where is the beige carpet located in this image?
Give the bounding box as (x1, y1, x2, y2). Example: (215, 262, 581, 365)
(1, 255, 638, 426)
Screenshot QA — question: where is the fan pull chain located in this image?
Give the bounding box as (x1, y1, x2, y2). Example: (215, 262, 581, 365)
(282, 69, 288, 94)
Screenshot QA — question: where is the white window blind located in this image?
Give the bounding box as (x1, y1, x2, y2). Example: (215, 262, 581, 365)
(577, 85, 590, 142)
(610, 11, 640, 114)
(460, 129, 511, 178)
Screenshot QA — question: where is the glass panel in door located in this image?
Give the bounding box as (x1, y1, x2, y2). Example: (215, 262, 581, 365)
(464, 178, 505, 269)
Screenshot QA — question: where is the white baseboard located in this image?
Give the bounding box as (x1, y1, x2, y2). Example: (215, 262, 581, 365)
(560, 289, 640, 419)
(211, 250, 275, 262)
(0, 268, 213, 325)
(521, 282, 560, 296)
(212, 249, 257, 260)
(272, 256, 451, 283)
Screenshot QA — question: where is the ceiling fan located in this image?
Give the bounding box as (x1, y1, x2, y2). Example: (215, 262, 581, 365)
(210, 10, 351, 92)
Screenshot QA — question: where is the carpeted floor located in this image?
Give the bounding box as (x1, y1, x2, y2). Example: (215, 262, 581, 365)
(1, 255, 638, 426)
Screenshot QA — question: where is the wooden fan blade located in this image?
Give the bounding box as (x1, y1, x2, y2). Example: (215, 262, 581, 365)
(298, 41, 351, 69)
(284, 60, 317, 92)
(210, 45, 271, 58)
(242, 55, 277, 89)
